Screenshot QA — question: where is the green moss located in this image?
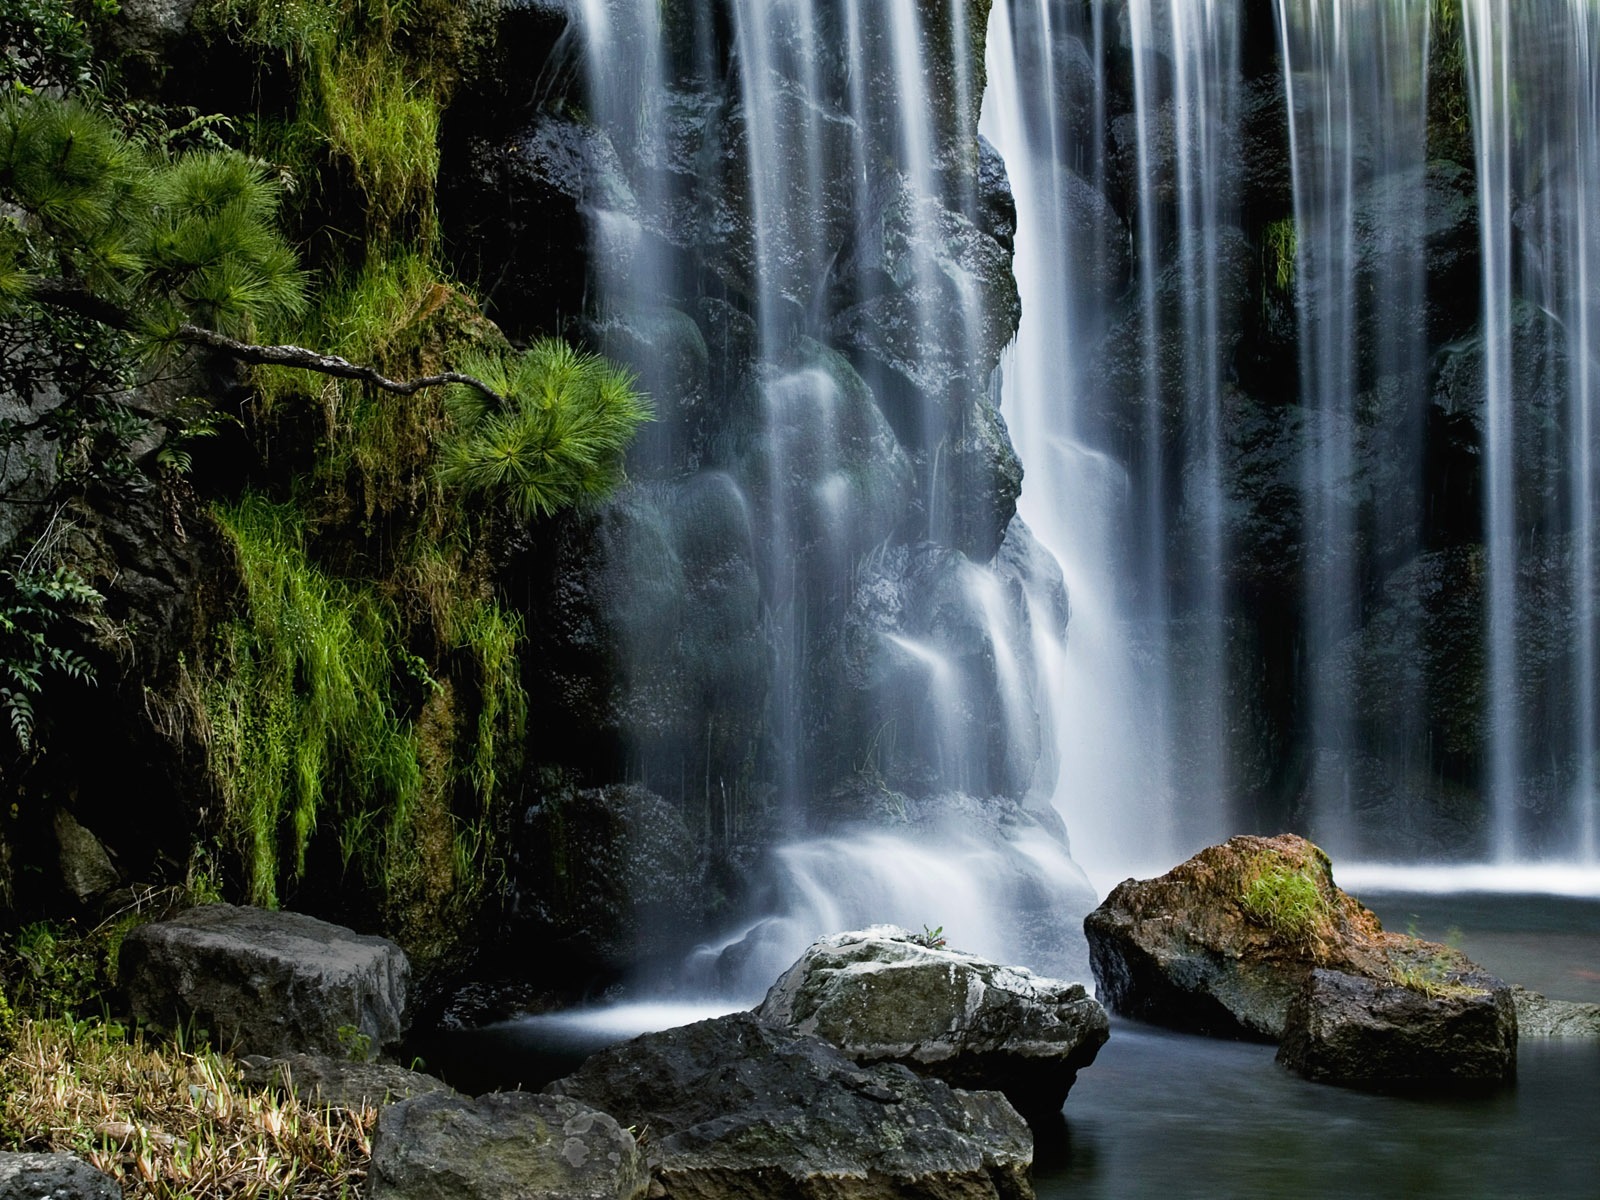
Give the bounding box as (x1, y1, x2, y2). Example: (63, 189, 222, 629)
(202, 493, 422, 907)
(1263, 217, 1297, 293)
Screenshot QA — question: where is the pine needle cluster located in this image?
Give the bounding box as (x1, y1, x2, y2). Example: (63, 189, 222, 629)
(437, 339, 652, 520)
(0, 94, 307, 342)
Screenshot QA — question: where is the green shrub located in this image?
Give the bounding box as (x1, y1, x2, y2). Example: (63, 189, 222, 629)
(0, 567, 102, 754)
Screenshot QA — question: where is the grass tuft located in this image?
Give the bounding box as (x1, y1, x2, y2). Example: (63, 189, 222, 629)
(0, 1016, 372, 1199)
(1240, 860, 1334, 950)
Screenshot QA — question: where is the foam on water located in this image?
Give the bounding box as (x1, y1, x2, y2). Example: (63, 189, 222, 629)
(1336, 862, 1600, 898)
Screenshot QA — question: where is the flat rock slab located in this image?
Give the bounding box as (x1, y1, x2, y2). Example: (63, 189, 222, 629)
(0, 1152, 120, 1200)
(1511, 986, 1600, 1038)
(547, 1011, 1034, 1200)
(1278, 967, 1517, 1090)
(240, 1053, 454, 1111)
(120, 904, 409, 1058)
(369, 1091, 649, 1200)
(757, 925, 1108, 1115)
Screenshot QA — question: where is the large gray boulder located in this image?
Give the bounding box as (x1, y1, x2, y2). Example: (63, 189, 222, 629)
(547, 1012, 1034, 1200)
(370, 1091, 649, 1200)
(756, 925, 1108, 1116)
(1277, 967, 1517, 1090)
(119, 905, 409, 1059)
(0, 1153, 120, 1200)
(240, 1054, 454, 1112)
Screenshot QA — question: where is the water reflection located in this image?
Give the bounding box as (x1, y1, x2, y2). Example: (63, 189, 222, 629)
(1035, 1022, 1600, 1200)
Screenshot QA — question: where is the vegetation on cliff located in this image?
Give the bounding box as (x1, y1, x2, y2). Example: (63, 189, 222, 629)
(0, 0, 646, 972)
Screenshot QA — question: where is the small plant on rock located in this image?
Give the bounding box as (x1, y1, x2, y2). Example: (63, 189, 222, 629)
(910, 924, 947, 950)
(0, 566, 101, 754)
(1240, 862, 1334, 951)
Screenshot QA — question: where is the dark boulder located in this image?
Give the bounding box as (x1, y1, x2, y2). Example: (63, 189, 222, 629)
(119, 905, 409, 1059)
(546, 1012, 1034, 1200)
(1277, 966, 1516, 1090)
(1083, 834, 1489, 1040)
(51, 809, 119, 907)
(369, 1091, 649, 1200)
(756, 926, 1108, 1116)
(0, 1153, 120, 1200)
(241, 1054, 454, 1112)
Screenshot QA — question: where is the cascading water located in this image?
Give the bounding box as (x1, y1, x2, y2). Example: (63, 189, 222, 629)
(505, 0, 1600, 1013)
(976, 0, 1600, 876)
(554, 0, 1093, 993)
(1274, 0, 1432, 853)
(1460, 0, 1600, 863)
(980, 0, 1249, 875)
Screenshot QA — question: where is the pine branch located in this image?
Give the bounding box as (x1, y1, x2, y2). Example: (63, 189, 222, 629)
(22, 278, 507, 404)
(171, 324, 506, 404)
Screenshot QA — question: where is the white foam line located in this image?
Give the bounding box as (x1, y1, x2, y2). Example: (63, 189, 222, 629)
(507, 1002, 745, 1039)
(1336, 863, 1600, 898)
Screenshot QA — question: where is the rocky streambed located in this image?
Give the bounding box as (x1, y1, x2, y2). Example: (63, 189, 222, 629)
(12, 839, 1598, 1200)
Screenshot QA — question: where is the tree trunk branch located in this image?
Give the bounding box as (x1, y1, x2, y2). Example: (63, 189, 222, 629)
(23, 279, 506, 404)
(172, 325, 506, 404)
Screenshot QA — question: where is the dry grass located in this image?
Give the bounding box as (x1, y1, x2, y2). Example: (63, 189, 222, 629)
(0, 1018, 372, 1199)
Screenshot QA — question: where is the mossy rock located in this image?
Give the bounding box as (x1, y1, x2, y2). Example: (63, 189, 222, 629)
(1083, 834, 1500, 1041)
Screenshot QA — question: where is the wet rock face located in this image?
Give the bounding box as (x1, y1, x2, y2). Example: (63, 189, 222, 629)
(0, 1152, 121, 1200)
(370, 1091, 650, 1200)
(1326, 535, 1600, 856)
(1082, 834, 1499, 1043)
(472, 0, 1037, 852)
(546, 1011, 1035, 1200)
(446, 114, 634, 337)
(511, 783, 707, 977)
(756, 926, 1109, 1117)
(119, 905, 410, 1059)
(1277, 966, 1517, 1091)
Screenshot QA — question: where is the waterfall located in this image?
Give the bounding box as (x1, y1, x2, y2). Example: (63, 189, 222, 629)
(977, 0, 1600, 873)
(515, 0, 1600, 1002)
(556, 0, 1094, 988)
(1275, 0, 1432, 853)
(1461, 0, 1600, 862)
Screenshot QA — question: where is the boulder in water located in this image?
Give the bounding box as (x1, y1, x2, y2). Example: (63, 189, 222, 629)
(1083, 834, 1505, 1045)
(756, 925, 1109, 1116)
(369, 1091, 649, 1200)
(119, 905, 409, 1059)
(1277, 966, 1517, 1090)
(546, 1011, 1034, 1200)
(1511, 987, 1600, 1039)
